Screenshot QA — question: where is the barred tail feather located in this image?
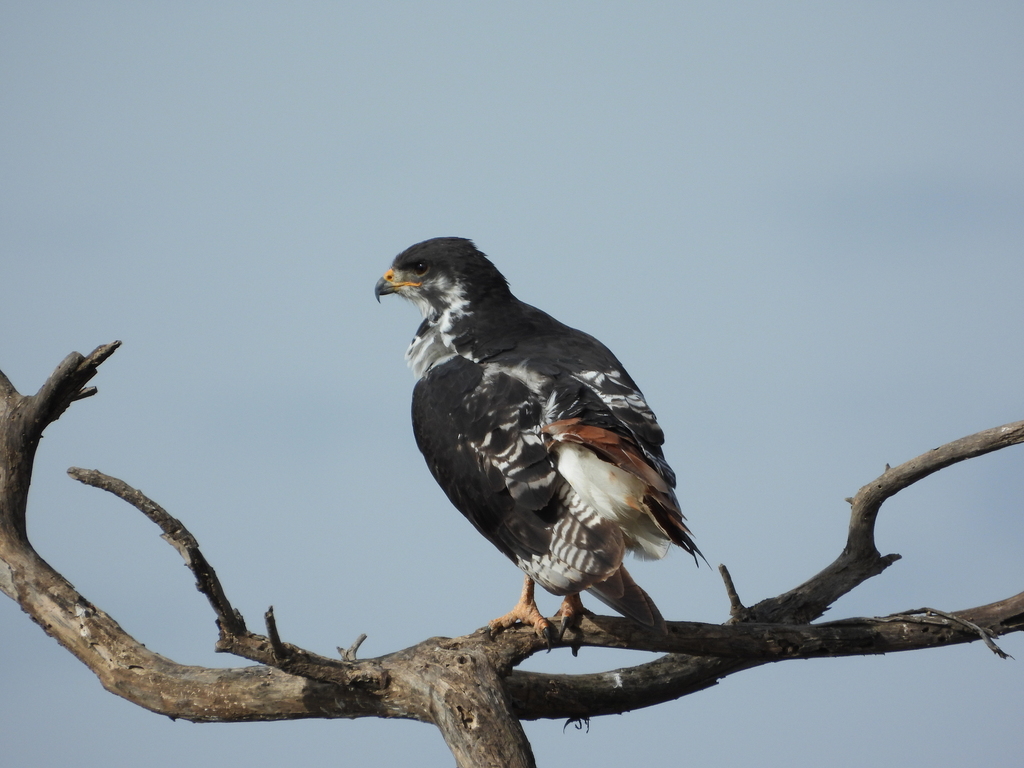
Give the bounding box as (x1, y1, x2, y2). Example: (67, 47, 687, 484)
(586, 564, 667, 634)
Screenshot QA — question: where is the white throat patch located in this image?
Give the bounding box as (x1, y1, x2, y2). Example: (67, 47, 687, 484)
(403, 278, 472, 378)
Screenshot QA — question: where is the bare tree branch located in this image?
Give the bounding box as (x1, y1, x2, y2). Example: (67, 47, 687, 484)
(31, 342, 121, 427)
(1, 342, 120, 544)
(340, 633, 369, 661)
(718, 563, 752, 622)
(67, 467, 247, 637)
(748, 420, 1024, 625)
(2, 346, 1022, 768)
(503, 591, 1024, 719)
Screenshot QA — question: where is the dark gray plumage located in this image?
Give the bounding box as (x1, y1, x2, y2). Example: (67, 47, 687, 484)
(376, 237, 699, 635)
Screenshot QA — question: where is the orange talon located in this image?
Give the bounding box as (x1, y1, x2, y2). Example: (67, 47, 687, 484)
(489, 576, 555, 646)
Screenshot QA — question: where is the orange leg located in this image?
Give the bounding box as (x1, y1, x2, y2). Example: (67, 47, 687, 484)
(489, 576, 555, 645)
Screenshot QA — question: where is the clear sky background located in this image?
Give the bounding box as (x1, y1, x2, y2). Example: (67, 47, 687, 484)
(2, 3, 1022, 766)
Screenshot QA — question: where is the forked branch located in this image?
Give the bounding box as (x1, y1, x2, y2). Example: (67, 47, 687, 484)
(2, 345, 1022, 768)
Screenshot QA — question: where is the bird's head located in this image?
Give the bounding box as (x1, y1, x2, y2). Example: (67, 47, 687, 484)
(374, 237, 512, 320)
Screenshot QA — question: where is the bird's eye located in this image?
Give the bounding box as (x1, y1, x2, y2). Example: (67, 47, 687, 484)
(412, 261, 429, 276)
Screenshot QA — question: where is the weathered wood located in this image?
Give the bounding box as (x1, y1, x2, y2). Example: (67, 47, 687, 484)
(2, 345, 1022, 767)
(748, 419, 1024, 625)
(387, 640, 537, 768)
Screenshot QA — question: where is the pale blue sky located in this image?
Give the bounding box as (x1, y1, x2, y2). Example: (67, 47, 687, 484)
(3, 3, 1023, 766)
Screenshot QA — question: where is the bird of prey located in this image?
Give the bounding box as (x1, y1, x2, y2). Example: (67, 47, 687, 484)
(375, 237, 699, 640)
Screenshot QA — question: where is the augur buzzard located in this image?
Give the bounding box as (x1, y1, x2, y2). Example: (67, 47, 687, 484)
(375, 237, 699, 640)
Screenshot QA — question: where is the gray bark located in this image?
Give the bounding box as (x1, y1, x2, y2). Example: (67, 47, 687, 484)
(2, 344, 1022, 767)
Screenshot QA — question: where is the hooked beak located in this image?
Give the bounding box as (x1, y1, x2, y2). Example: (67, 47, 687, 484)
(374, 275, 394, 303)
(374, 268, 422, 303)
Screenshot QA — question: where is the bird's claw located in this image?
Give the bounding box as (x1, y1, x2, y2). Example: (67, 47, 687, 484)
(557, 613, 574, 641)
(554, 593, 587, 640)
(541, 622, 557, 650)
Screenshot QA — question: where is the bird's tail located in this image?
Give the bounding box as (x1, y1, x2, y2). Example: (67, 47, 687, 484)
(587, 564, 667, 634)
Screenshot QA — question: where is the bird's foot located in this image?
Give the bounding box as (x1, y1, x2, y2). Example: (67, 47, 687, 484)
(488, 577, 557, 648)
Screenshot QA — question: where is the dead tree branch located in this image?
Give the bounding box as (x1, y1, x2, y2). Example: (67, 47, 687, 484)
(2, 345, 1022, 768)
(749, 420, 1024, 625)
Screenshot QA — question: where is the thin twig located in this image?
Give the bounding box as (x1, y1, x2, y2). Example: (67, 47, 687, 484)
(67, 467, 247, 636)
(340, 633, 368, 662)
(70, 386, 98, 401)
(718, 564, 751, 622)
(887, 607, 1013, 659)
(265, 606, 289, 660)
